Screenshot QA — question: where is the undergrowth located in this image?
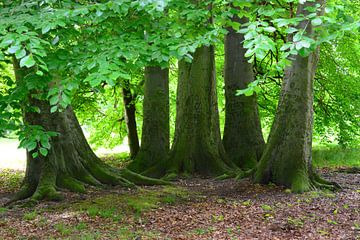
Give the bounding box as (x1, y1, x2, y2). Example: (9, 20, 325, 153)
(312, 145, 360, 169)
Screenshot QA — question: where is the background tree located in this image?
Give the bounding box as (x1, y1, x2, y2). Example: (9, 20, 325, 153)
(128, 66, 170, 173)
(223, 7, 265, 170)
(122, 79, 140, 158)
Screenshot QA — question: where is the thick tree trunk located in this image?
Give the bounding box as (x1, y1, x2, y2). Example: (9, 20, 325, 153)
(10, 64, 167, 203)
(122, 81, 140, 158)
(253, 0, 338, 192)
(128, 66, 169, 173)
(146, 46, 235, 178)
(223, 15, 265, 170)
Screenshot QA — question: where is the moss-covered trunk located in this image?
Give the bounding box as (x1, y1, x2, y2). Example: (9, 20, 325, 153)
(254, 0, 338, 192)
(10, 63, 167, 203)
(128, 66, 169, 173)
(122, 80, 140, 158)
(223, 14, 265, 170)
(149, 46, 235, 178)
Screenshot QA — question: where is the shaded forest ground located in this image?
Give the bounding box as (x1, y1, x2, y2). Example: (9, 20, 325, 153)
(0, 151, 359, 240)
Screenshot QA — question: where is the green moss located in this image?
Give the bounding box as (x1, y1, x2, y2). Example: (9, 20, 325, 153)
(72, 186, 190, 219)
(57, 175, 86, 193)
(290, 171, 311, 193)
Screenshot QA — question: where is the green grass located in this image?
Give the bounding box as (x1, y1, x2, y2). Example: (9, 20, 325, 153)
(100, 152, 131, 169)
(0, 169, 24, 192)
(312, 145, 360, 168)
(23, 210, 38, 221)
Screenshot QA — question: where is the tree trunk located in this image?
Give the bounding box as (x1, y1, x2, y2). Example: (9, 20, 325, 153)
(223, 14, 265, 170)
(128, 66, 170, 173)
(10, 63, 167, 203)
(253, 0, 339, 192)
(122, 81, 140, 158)
(146, 46, 235, 178)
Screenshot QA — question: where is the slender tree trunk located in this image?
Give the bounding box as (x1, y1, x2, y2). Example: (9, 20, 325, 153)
(146, 46, 235, 178)
(223, 14, 265, 170)
(253, 0, 339, 192)
(128, 66, 169, 173)
(122, 81, 140, 158)
(10, 63, 167, 203)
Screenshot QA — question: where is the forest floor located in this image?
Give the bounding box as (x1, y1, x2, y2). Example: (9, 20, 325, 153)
(0, 168, 359, 240)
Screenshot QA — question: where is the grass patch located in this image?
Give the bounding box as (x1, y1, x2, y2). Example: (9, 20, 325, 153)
(100, 152, 131, 169)
(312, 145, 360, 169)
(0, 207, 8, 214)
(54, 223, 73, 236)
(0, 169, 24, 192)
(23, 210, 38, 221)
(72, 185, 190, 220)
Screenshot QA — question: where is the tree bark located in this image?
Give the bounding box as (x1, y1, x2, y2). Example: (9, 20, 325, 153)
(253, 0, 339, 192)
(146, 46, 236, 178)
(122, 81, 140, 158)
(128, 66, 170, 173)
(223, 14, 265, 170)
(10, 63, 167, 203)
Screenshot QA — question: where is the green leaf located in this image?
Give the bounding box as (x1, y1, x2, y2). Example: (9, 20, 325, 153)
(40, 139, 50, 149)
(118, 72, 131, 80)
(49, 95, 59, 105)
(61, 93, 71, 105)
(263, 27, 276, 33)
(15, 48, 26, 59)
(8, 45, 21, 54)
(19, 55, 36, 68)
(295, 40, 311, 50)
(311, 18, 323, 26)
(39, 147, 48, 156)
(50, 105, 58, 113)
(42, 25, 51, 34)
(32, 152, 39, 158)
(27, 141, 37, 152)
(285, 27, 298, 34)
(0, 39, 13, 48)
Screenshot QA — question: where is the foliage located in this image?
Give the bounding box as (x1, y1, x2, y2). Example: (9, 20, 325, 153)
(0, 0, 358, 154)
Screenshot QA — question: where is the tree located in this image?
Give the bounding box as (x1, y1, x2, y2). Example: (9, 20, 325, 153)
(10, 62, 168, 203)
(223, 12, 265, 170)
(128, 66, 170, 173)
(146, 46, 235, 178)
(122, 80, 140, 158)
(253, 0, 339, 192)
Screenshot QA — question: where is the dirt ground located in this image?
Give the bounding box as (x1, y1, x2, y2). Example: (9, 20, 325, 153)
(0, 169, 359, 240)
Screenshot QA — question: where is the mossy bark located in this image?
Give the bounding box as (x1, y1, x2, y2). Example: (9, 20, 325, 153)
(146, 46, 236, 178)
(10, 64, 167, 203)
(122, 80, 140, 158)
(128, 66, 169, 173)
(223, 15, 265, 170)
(253, 0, 339, 192)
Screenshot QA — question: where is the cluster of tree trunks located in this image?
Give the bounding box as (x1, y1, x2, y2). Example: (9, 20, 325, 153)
(11, 0, 339, 203)
(10, 61, 168, 203)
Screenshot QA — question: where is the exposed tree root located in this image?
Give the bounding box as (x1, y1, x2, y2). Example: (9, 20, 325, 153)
(310, 172, 341, 191)
(6, 164, 170, 206)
